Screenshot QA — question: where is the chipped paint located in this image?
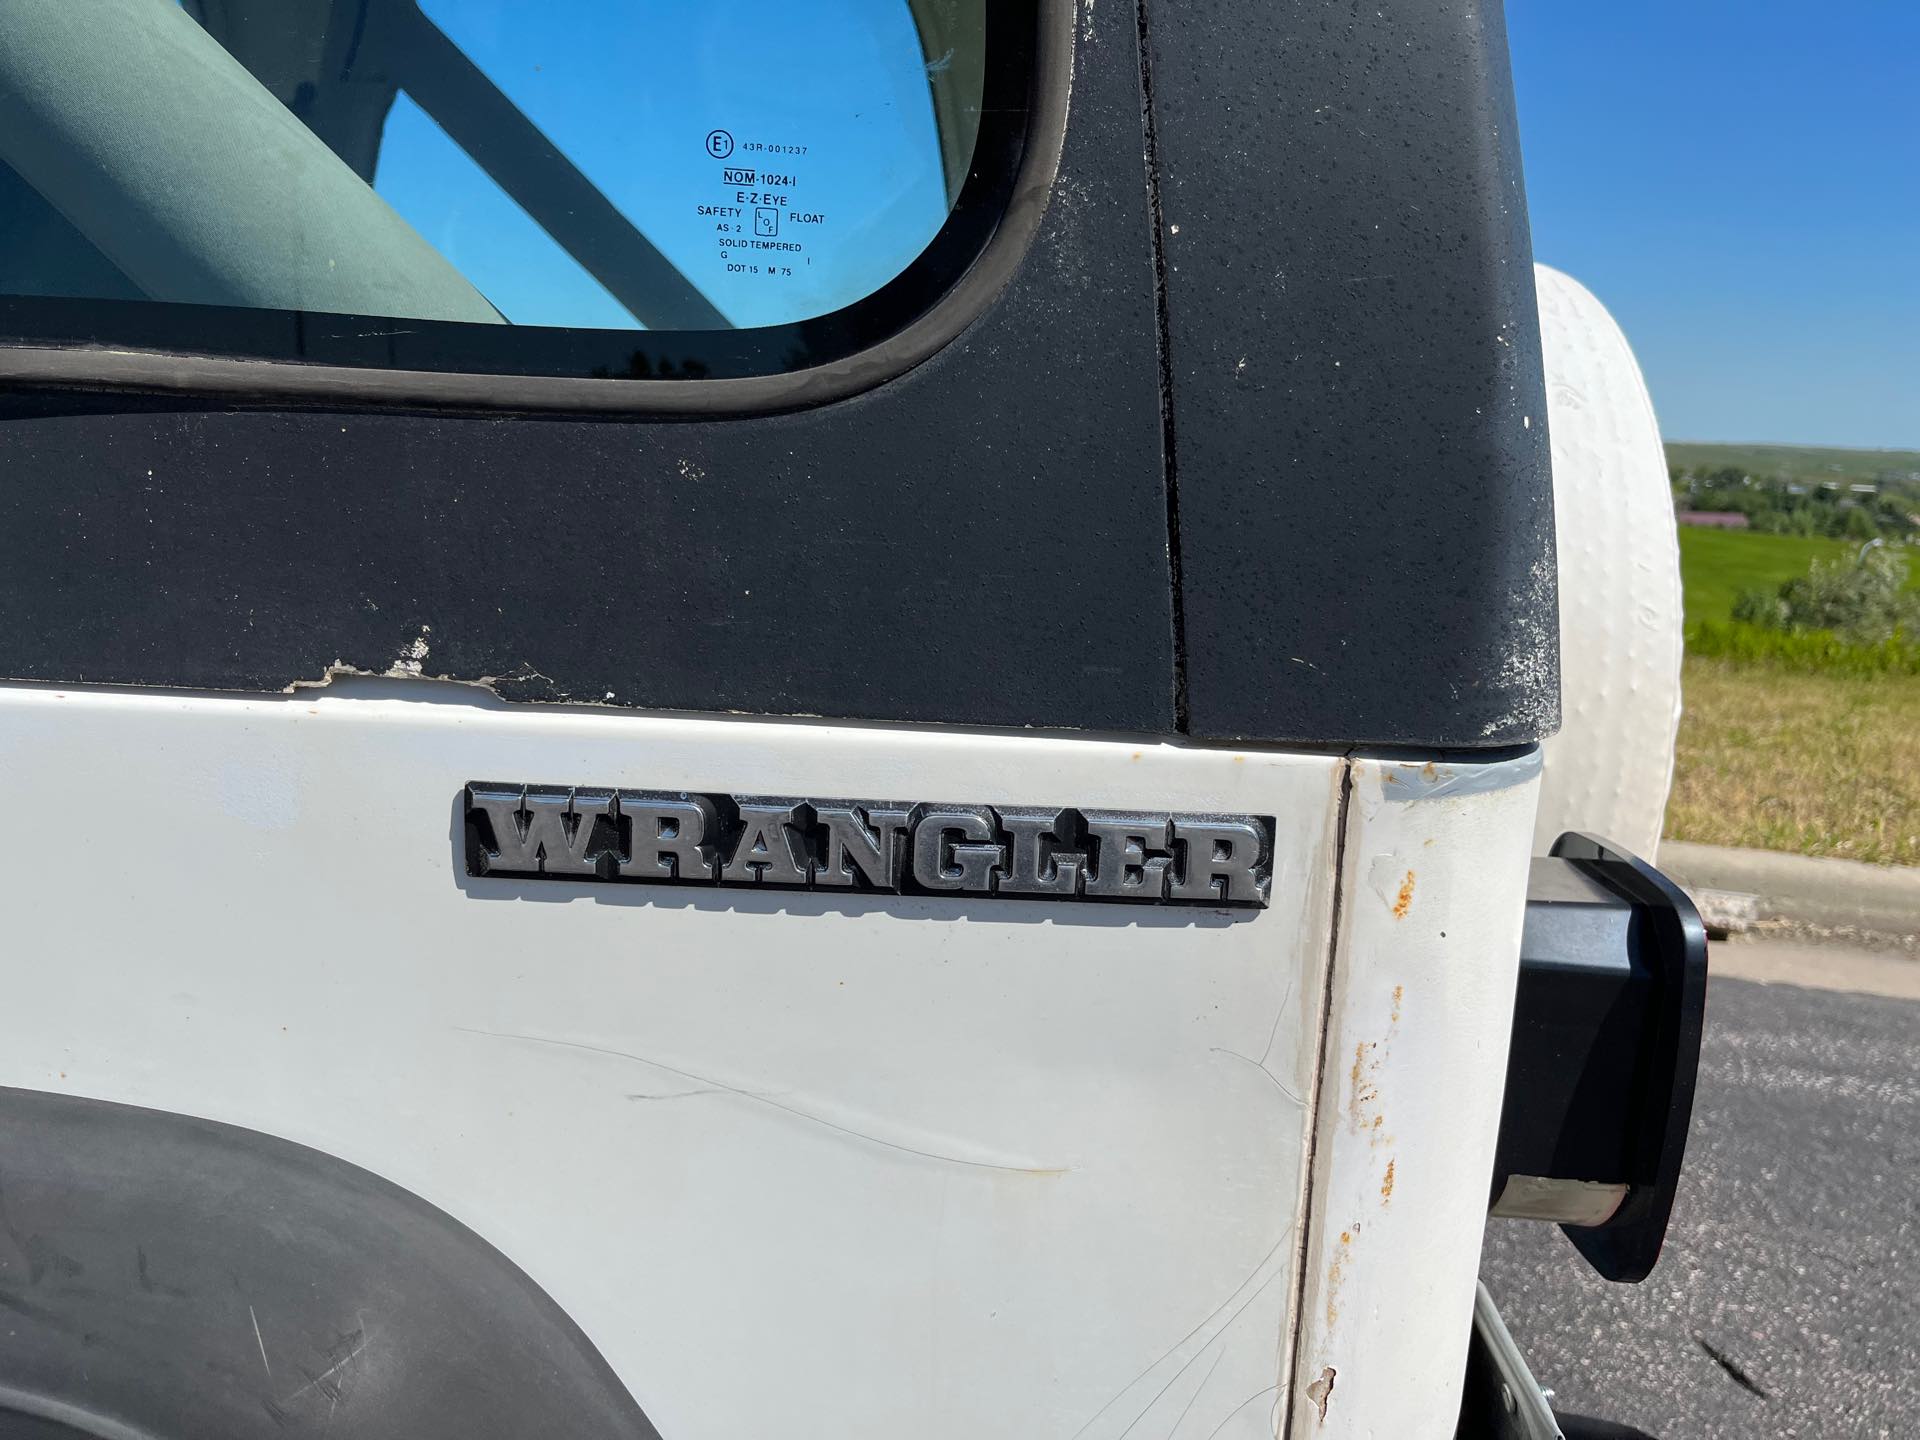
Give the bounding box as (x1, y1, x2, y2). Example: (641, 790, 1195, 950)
(1347, 1042, 1378, 1131)
(1391, 870, 1416, 919)
(392, 625, 431, 676)
(1381, 747, 1544, 801)
(1324, 1229, 1353, 1329)
(1306, 1366, 1336, 1423)
(284, 659, 581, 704)
(1290, 753, 1539, 1437)
(1344, 996, 1401, 1146)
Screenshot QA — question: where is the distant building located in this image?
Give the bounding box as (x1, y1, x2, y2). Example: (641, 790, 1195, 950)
(1677, 511, 1750, 529)
(1850, 483, 1879, 495)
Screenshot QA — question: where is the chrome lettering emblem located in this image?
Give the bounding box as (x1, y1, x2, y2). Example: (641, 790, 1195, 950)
(463, 786, 1275, 908)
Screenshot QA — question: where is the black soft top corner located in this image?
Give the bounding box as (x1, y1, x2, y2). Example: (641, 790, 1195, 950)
(1149, 0, 1558, 746)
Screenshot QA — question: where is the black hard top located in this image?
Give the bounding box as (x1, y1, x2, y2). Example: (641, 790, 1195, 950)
(0, 0, 1556, 749)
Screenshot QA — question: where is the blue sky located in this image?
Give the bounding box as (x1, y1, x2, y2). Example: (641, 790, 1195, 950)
(1507, 0, 1918, 449)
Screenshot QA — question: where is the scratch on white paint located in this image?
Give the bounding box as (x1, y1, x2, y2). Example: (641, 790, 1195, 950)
(459, 1027, 1069, 1176)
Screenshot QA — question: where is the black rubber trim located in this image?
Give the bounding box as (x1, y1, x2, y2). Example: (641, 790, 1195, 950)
(0, 0, 1070, 417)
(0, 1086, 660, 1440)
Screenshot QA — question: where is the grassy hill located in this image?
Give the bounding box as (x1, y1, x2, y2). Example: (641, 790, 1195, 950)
(1667, 658, 1920, 865)
(1667, 441, 1920, 487)
(1663, 443, 1920, 866)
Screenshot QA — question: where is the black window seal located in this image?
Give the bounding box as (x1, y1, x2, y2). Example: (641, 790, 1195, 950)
(0, 0, 1073, 419)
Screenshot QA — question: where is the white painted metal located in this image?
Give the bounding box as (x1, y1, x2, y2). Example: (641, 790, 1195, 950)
(0, 681, 1343, 1439)
(1532, 263, 1684, 861)
(1287, 753, 1542, 1439)
(0, 681, 1540, 1437)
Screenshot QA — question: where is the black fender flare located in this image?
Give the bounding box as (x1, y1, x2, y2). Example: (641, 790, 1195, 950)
(0, 1087, 661, 1439)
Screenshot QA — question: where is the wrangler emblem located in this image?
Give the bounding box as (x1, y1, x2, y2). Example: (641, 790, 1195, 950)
(463, 786, 1274, 908)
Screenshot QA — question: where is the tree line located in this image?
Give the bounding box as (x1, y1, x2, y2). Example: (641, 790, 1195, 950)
(1672, 464, 1917, 541)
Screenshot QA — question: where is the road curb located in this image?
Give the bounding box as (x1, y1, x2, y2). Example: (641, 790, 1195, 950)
(1711, 936, 1920, 1000)
(1660, 841, 1920, 939)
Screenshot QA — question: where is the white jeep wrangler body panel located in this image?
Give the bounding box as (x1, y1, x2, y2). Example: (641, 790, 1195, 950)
(0, 683, 1537, 1438)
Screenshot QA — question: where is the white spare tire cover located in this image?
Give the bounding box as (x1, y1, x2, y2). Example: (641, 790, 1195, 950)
(1531, 264, 1684, 859)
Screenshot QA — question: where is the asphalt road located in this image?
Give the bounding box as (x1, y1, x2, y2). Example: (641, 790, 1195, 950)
(1480, 963, 1920, 1439)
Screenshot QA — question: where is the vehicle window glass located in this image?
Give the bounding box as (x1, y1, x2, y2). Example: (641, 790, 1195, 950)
(0, 0, 999, 380)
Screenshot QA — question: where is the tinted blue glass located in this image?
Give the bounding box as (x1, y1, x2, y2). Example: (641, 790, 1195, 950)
(0, 0, 984, 334)
(400, 0, 967, 329)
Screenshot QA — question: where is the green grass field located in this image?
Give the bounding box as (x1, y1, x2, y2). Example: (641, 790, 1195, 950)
(1668, 524, 1920, 864)
(1677, 526, 1918, 626)
(1667, 658, 1920, 866)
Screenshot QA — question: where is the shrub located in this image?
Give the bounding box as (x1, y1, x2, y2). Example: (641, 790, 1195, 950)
(1730, 586, 1788, 628)
(1730, 545, 1920, 645)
